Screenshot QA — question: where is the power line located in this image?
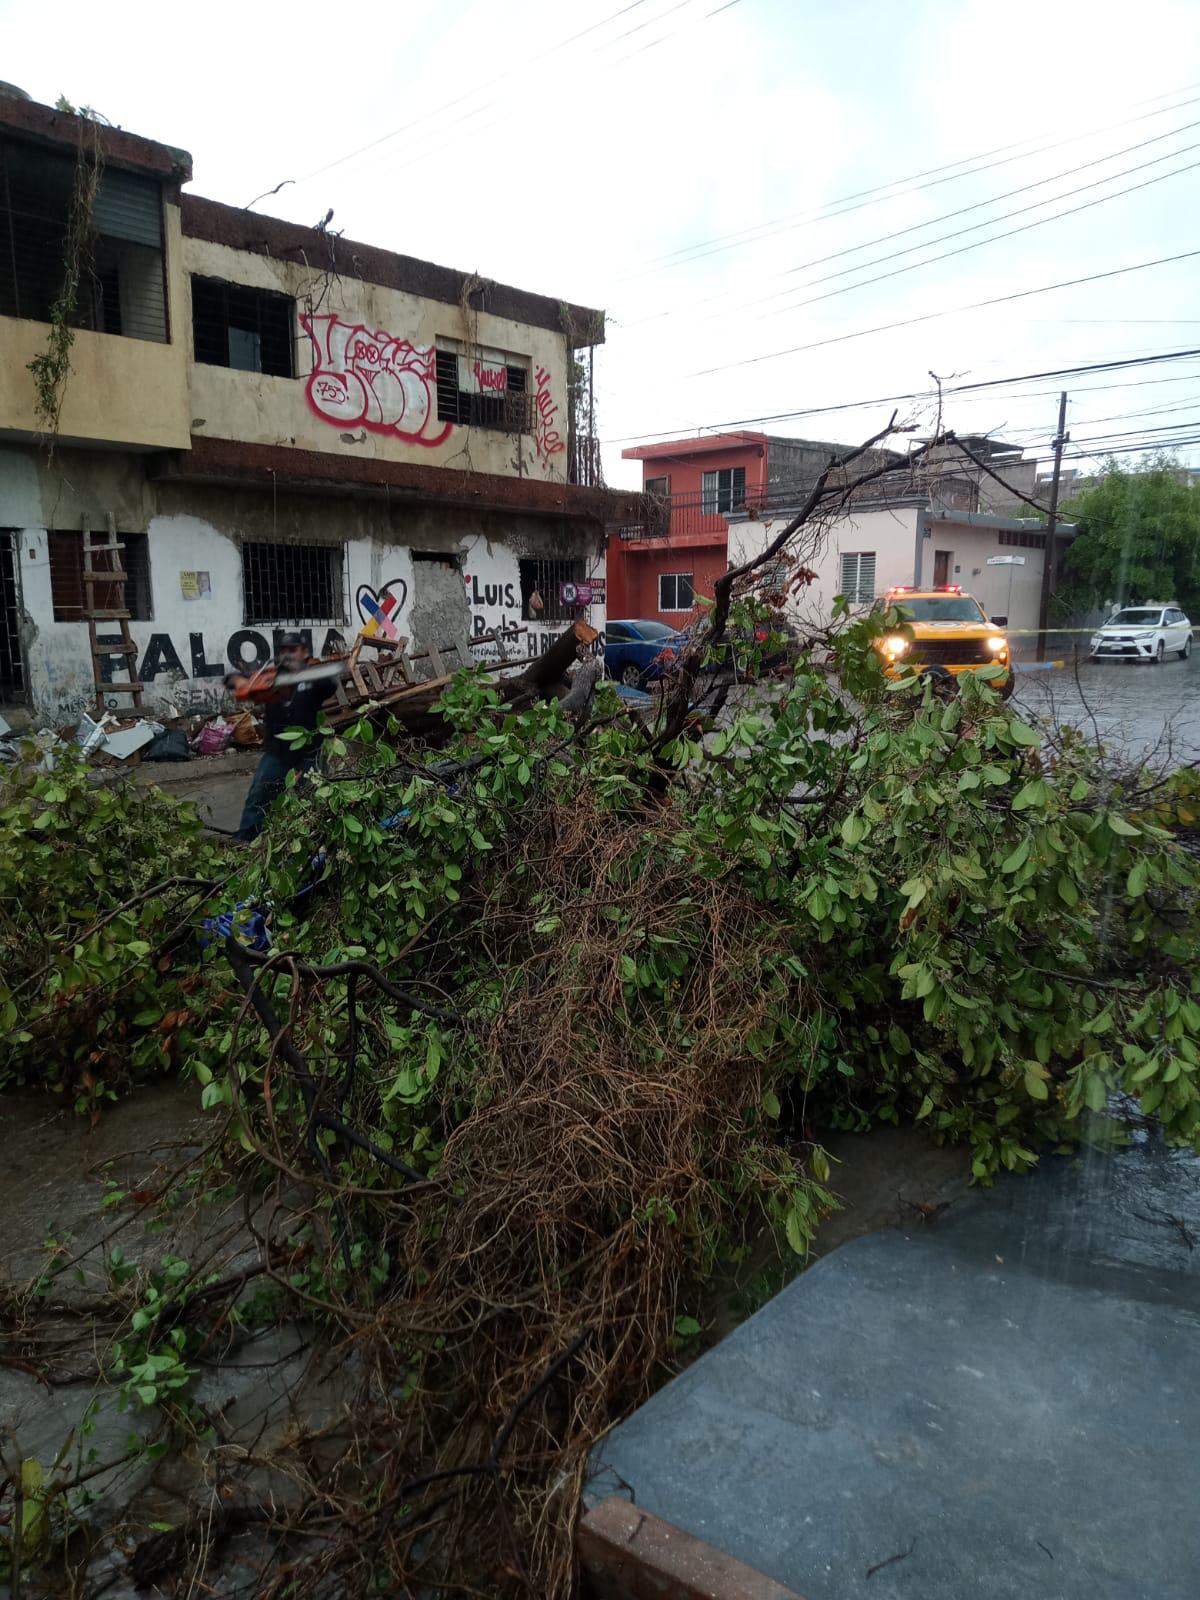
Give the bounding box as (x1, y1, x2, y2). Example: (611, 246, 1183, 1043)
(625, 113, 1200, 326)
(335, 0, 744, 190)
(298, 0, 657, 180)
(605, 348, 1200, 445)
(617, 83, 1200, 282)
(741, 156, 1200, 325)
(688, 249, 1200, 379)
(301, 0, 739, 189)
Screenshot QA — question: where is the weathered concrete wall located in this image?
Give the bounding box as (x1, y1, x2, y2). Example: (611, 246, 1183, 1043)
(0, 203, 191, 450)
(1, 445, 606, 722)
(920, 511, 1046, 630)
(727, 504, 1053, 634)
(727, 504, 922, 627)
(183, 233, 572, 484)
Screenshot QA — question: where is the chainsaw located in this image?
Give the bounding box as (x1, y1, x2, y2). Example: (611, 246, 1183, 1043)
(230, 659, 347, 704)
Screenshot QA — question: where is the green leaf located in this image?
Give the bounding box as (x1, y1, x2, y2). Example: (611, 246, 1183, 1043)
(674, 1315, 701, 1337)
(1000, 838, 1030, 874)
(957, 769, 982, 791)
(1012, 777, 1050, 811)
(1056, 874, 1079, 907)
(1083, 1008, 1113, 1036)
(1007, 720, 1041, 747)
(900, 877, 927, 911)
(762, 1089, 781, 1119)
(841, 813, 867, 846)
(1126, 859, 1149, 896)
(1107, 813, 1141, 838)
(916, 1094, 934, 1119)
(1085, 1072, 1108, 1112)
(784, 1202, 810, 1256)
(1023, 1063, 1049, 1100)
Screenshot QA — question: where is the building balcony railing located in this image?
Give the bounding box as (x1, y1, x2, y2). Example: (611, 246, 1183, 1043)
(613, 484, 777, 544)
(615, 466, 944, 545)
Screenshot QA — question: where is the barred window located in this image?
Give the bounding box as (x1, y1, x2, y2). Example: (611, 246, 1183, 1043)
(192, 276, 294, 376)
(998, 528, 1046, 550)
(518, 557, 586, 623)
(0, 135, 167, 342)
(701, 467, 746, 516)
(436, 346, 529, 430)
(241, 541, 345, 625)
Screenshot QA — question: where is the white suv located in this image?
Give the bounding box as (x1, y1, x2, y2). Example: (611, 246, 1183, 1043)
(1090, 605, 1193, 663)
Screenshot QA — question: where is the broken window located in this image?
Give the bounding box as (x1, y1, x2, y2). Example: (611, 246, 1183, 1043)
(241, 540, 345, 625)
(191, 276, 294, 377)
(518, 557, 585, 623)
(0, 136, 167, 341)
(700, 467, 745, 516)
(658, 573, 695, 613)
(645, 475, 671, 496)
(435, 344, 530, 431)
(839, 551, 876, 604)
(48, 531, 152, 622)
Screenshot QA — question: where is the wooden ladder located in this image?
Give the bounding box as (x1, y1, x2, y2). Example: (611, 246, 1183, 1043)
(82, 514, 144, 717)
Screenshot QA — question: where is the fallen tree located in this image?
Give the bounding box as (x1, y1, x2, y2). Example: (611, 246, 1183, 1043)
(2, 428, 1199, 1597)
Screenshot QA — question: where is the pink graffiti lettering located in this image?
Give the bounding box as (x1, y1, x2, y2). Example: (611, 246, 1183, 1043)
(473, 359, 508, 392)
(301, 313, 452, 448)
(533, 364, 565, 461)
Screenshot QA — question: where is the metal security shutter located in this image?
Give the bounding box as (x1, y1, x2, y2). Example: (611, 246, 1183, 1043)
(92, 168, 162, 245)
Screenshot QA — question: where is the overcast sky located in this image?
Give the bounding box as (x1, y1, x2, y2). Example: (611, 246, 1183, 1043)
(6, 0, 1200, 487)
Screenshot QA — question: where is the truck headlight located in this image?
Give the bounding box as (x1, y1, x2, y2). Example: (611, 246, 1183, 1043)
(986, 636, 1007, 653)
(884, 635, 909, 658)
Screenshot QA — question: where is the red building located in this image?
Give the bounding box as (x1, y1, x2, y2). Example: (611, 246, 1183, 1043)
(607, 432, 770, 624)
(609, 433, 869, 623)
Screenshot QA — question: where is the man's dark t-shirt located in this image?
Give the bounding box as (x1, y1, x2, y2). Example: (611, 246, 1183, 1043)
(262, 679, 328, 761)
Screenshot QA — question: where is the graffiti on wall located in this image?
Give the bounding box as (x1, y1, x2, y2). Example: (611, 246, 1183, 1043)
(533, 364, 565, 462)
(356, 578, 409, 641)
(114, 626, 351, 688)
(301, 313, 451, 447)
(462, 570, 603, 663)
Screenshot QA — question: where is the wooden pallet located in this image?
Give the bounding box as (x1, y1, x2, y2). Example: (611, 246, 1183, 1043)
(82, 514, 143, 716)
(322, 622, 593, 731)
(326, 625, 530, 722)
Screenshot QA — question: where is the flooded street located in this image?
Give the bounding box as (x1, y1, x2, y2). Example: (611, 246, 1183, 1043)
(1013, 650, 1200, 759)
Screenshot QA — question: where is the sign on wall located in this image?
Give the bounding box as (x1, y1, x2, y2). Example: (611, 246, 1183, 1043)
(560, 579, 606, 606)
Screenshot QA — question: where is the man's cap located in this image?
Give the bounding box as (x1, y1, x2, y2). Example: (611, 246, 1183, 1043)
(277, 632, 307, 650)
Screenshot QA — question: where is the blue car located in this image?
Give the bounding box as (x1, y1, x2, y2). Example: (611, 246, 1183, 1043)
(604, 619, 688, 687)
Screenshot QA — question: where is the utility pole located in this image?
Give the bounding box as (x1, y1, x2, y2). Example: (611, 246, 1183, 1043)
(1036, 390, 1069, 662)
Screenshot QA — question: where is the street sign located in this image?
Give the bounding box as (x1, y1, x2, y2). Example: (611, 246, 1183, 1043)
(987, 555, 1026, 566)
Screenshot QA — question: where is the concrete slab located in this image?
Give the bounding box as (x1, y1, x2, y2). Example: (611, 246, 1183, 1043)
(588, 1137, 1200, 1600)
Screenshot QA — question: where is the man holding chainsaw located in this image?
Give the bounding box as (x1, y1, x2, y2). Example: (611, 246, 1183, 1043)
(228, 634, 331, 841)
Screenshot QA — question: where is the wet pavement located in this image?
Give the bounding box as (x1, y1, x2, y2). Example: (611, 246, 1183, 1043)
(1013, 650, 1200, 758)
(589, 1134, 1200, 1600)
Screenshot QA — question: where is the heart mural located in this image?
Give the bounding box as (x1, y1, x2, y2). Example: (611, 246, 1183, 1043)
(356, 578, 409, 641)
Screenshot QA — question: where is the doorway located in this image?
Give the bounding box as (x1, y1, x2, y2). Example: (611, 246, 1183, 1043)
(0, 532, 25, 703)
(933, 549, 952, 586)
